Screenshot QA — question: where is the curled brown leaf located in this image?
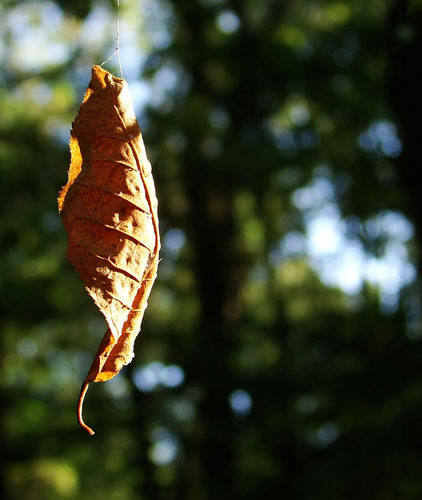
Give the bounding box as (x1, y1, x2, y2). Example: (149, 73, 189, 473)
(58, 65, 160, 435)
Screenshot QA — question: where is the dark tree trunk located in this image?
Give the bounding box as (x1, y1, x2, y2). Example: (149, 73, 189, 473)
(387, 0, 422, 275)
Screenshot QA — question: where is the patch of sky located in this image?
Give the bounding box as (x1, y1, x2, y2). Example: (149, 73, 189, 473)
(128, 80, 151, 114)
(154, 65, 179, 92)
(133, 361, 185, 392)
(79, 2, 149, 106)
(305, 204, 344, 256)
(149, 427, 179, 466)
(289, 103, 310, 127)
(105, 373, 129, 398)
(267, 98, 318, 154)
(43, 119, 71, 146)
(363, 211, 414, 242)
(80, 3, 113, 49)
(11, 81, 53, 109)
(29, 83, 52, 105)
(45, 348, 76, 386)
(149, 62, 191, 108)
(292, 177, 335, 210)
(7, 1, 63, 39)
(142, 0, 175, 50)
(160, 365, 185, 388)
(216, 10, 241, 34)
(229, 389, 252, 417)
(6, 2, 69, 72)
(118, 23, 147, 80)
(270, 231, 306, 263)
(0, 36, 5, 70)
(283, 169, 417, 311)
(311, 236, 367, 295)
(358, 120, 402, 158)
(4, 0, 176, 117)
(163, 228, 186, 258)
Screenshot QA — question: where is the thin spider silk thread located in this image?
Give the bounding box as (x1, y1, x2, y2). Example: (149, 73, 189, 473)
(116, 0, 123, 78)
(100, 0, 123, 79)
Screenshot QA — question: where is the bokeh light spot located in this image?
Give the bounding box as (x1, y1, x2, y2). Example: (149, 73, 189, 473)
(229, 389, 252, 417)
(216, 10, 240, 34)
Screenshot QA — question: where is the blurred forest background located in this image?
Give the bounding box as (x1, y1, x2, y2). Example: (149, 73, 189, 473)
(1, 0, 422, 498)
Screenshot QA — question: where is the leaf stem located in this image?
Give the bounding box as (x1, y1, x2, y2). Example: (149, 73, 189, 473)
(77, 381, 95, 436)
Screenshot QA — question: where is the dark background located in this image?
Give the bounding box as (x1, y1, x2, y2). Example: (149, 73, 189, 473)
(1, 0, 422, 498)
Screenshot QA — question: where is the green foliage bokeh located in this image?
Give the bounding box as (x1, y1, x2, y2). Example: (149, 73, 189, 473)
(1, 0, 421, 499)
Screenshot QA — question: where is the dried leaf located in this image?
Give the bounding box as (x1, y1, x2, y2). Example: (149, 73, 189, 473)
(58, 65, 160, 435)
